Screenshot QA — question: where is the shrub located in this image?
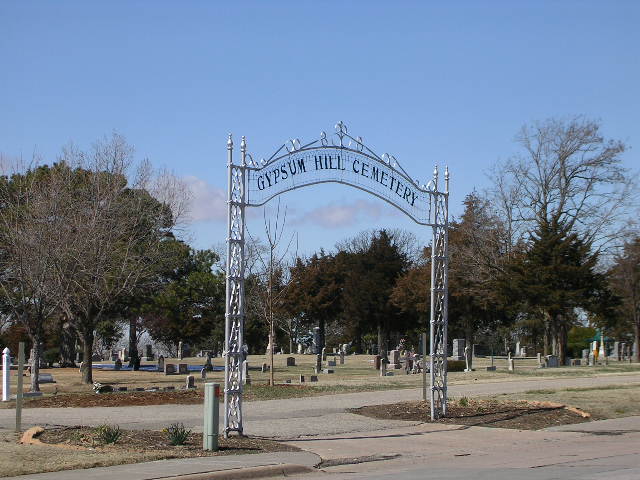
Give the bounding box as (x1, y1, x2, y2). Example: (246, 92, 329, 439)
(165, 422, 191, 446)
(94, 424, 122, 444)
(458, 396, 469, 407)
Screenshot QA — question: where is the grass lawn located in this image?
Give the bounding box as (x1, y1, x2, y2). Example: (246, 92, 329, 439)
(2, 353, 639, 406)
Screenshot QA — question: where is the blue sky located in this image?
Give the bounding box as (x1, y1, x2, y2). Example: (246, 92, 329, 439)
(1, 1, 638, 255)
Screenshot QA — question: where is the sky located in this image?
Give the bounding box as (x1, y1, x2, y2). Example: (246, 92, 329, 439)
(1, 1, 639, 256)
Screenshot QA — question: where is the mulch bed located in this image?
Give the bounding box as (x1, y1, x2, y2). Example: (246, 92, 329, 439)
(38, 426, 299, 457)
(349, 399, 591, 430)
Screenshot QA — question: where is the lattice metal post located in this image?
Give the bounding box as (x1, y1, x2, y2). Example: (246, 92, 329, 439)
(429, 166, 449, 420)
(224, 134, 247, 436)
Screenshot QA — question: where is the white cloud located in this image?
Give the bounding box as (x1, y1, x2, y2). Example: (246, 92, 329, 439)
(183, 175, 227, 222)
(293, 199, 395, 228)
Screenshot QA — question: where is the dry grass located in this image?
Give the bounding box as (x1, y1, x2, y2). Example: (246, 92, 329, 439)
(0, 430, 174, 477)
(2, 354, 639, 406)
(492, 383, 640, 420)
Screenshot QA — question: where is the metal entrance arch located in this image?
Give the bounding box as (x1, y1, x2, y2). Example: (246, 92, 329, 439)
(223, 122, 449, 436)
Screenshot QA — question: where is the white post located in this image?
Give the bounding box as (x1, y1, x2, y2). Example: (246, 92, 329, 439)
(2, 347, 10, 402)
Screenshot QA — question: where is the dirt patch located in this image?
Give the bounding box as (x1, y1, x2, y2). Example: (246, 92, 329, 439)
(38, 426, 299, 456)
(349, 399, 591, 430)
(0, 383, 413, 409)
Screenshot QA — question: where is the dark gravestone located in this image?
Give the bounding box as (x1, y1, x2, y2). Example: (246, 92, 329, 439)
(286, 356, 296, 367)
(178, 363, 189, 375)
(164, 363, 176, 375)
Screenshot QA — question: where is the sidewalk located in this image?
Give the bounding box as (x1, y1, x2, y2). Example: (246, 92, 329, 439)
(2, 373, 639, 437)
(3, 451, 321, 480)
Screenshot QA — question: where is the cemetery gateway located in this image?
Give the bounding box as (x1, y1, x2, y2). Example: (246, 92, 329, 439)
(223, 122, 450, 436)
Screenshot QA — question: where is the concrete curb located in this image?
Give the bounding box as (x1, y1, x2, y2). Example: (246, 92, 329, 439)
(155, 463, 316, 480)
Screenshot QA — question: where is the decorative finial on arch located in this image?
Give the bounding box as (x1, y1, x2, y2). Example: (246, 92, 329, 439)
(241, 136, 247, 166)
(445, 166, 449, 193)
(227, 133, 233, 149)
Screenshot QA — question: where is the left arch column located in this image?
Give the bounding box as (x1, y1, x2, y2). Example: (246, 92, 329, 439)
(224, 134, 247, 436)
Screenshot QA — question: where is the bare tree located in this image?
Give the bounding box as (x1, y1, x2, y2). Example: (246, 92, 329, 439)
(0, 157, 75, 391)
(246, 199, 297, 385)
(495, 116, 636, 252)
(609, 236, 640, 362)
(57, 134, 187, 383)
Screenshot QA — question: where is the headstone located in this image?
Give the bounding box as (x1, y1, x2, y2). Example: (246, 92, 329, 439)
(321, 347, 327, 361)
(145, 344, 153, 360)
(380, 361, 387, 377)
(519, 346, 527, 357)
(297, 343, 303, 354)
(339, 351, 345, 365)
(508, 358, 515, 371)
(299, 375, 305, 383)
(157, 355, 165, 372)
(620, 343, 627, 361)
(164, 386, 175, 391)
(327, 359, 336, 367)
(374, 355, 381, 370)
(486, 366, 496, 371)
(286, 356, 296, 367)
(545, 355, 559, 368)
(515, 341, 521, 356)
(261, 362, 268, 373)
(388, 350, 401, 369)
(633, 342, 638, 360)
(200, 368, 207, 379)
(588, 352, 594, 366)
(185, 375, 195, 389)
(582, 349, 589, 363)
(119, 348, 127, 362)
(537, 352, 542, 365)
(118, 386, 128, 391)
(114, 358, 122, 370)
(164, 363, 176, 375)
(570, 359, 581, 366)
(611, 341, 620, 360)
(178, 341, 184, 359)
(310, 375, 318, 382)
(452, 339, 465, 361)
(37, 373, 55, 384)
(242, 360, 250, 385)
(323, 368, 334, 374)
(178, 363, 189, 375)
(204, 352, 213, 371)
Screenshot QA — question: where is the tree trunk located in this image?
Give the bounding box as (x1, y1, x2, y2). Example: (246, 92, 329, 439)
(59, 321, 77, 367)
(81, 329, 94, 384)
(289, 329, 294, 355)
(128, 318, 139, 370)
(377, 324, 384, 358)
(543, 314, 550, 356)
(29, 334, 41, 392)
(557, 323, 568, 365)
(635, 314, 640, 363)
(318, 318, 325, 353)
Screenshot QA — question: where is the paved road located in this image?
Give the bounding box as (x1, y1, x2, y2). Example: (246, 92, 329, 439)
(1, 373, 639, 438)
(284, 416, 640, 480)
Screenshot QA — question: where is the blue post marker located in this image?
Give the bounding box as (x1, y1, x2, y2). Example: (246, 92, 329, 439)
(203, 383, 219, 451)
